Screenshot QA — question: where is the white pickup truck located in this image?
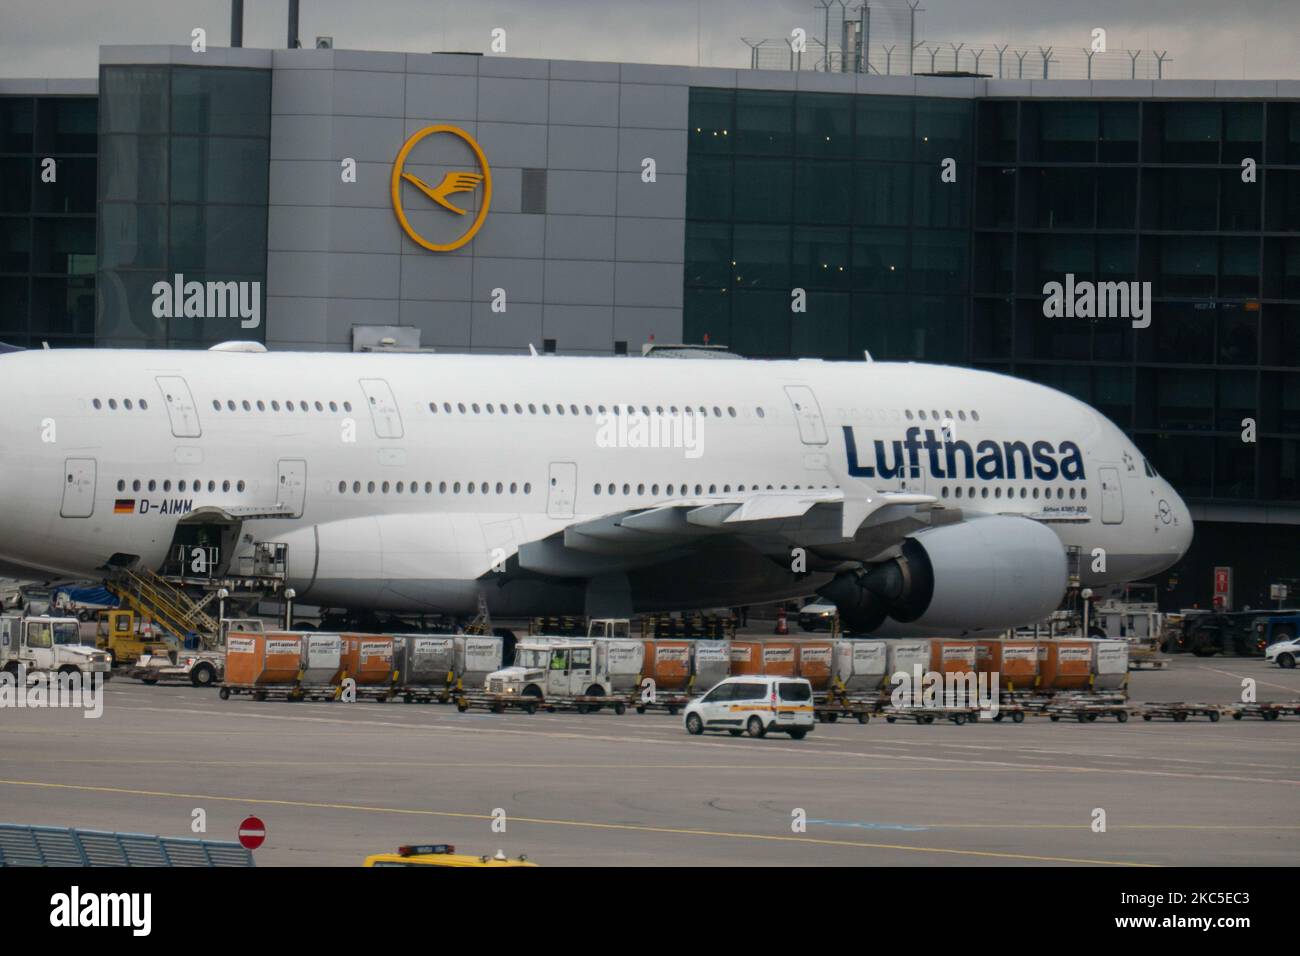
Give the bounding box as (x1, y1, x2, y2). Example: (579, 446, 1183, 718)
(0, 615, 112, 679)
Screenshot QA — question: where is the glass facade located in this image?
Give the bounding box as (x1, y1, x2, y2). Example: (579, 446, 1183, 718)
(972, 98, 1300, 508)
(96, 65, 271, 348)
(684, 89, 971, 363)
(0, 95, 98, 347)
(685, 89, 1300, 513)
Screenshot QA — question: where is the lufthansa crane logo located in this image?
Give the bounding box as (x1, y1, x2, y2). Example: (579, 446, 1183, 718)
(390, 125, 492, 252)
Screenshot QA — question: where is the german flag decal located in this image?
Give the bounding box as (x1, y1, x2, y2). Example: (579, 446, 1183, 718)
(113, 499, 135, 514)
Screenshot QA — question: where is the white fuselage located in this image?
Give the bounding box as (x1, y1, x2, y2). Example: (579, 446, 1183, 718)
(0, 349, 1192, 618)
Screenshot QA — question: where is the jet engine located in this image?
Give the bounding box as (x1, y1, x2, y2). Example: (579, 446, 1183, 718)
(818, 515, 1068, 633)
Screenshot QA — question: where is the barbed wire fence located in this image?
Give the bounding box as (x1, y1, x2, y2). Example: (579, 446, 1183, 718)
(741, 0, 1172, 80)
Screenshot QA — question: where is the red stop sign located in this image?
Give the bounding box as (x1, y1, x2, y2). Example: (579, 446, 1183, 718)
(237, 815, 266, 850)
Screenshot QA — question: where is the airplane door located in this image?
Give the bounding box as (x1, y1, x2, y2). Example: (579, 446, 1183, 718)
(155, 376, 202, 438)
(277, 459, 307, 518)
(60, 458, 97, 518)
(547, 462, 576, 519)
(784, 385, 828, 445)
(359, 379, 404, 438)
(1099, 467, 1124, 524)
(896, 462, 927, 494)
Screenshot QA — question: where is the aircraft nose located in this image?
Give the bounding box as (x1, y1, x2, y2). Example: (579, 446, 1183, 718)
(1162, 482, 1194, 560)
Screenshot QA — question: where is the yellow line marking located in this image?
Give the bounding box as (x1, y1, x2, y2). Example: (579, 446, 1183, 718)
(0, 778, 1156, 867)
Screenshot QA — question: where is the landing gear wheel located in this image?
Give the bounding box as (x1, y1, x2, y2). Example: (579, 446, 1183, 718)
(685, 713, 704, 735)
(746, 716, 767, 738)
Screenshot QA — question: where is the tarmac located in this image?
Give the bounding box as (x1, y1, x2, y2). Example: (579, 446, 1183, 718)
(1, 654, 1297, 867)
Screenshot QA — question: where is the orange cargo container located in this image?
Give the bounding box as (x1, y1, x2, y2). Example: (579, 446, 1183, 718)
(761, 641, 798, 677)
(340, 635, 395, 686)
(795, 640, 834, 689)
(980, 639, 1040, 691)
(1038, 640, 1093, 690)
(728, 640, 764, 676)
(930, 640, 977, 677)
(225, 633, 303, 686)
(641, 640, 692, 690)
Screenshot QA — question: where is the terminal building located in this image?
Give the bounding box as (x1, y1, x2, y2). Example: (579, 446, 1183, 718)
(2, 43, 1298, 610)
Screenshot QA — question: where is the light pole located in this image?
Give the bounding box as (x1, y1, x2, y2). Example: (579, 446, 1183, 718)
(1081, 588, 1093, 638)
(285, 588, 297, 630)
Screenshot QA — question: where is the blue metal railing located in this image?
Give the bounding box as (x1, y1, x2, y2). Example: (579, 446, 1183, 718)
(0, 824, 255, 867)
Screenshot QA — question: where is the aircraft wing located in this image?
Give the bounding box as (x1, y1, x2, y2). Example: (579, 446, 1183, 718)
(517, 483, 937, 576)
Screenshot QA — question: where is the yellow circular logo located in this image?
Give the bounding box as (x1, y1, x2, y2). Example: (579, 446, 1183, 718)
(390, 125, 492, 252)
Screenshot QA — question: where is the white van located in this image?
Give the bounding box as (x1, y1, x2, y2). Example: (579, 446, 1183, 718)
(683, 675, 815, 739)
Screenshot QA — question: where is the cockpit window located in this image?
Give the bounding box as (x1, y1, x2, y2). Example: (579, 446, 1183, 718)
(1142, 457, 1157, 478)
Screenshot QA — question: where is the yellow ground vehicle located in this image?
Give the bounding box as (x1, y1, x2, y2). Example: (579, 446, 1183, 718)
(96, 609, 174, 668)
(362, 844, 537, 867)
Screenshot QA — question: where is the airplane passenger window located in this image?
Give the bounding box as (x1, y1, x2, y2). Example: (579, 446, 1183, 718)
(287, 401, 295, 411)
(594, 484, 601, 494)
(429, 403, 437, 413)
(439, 482, 447, 493)
(212, 400, 221, 411)
(117, 480, 125, 492)
(453, 482, 461, 493)
(1081, 488, 1088, 499)
(528, 404, 536, 414)
(92, 399, 102, 409)
(472, 404, 480, 414)
(163, 480, 170, 491)
(367, 482, 375, 494)
(994, 488, 1002, 498)
(584, 405, 592, 415)
(271, 401, 280, 411)
(381, 482, 389, 494)
(395, 482, 403, 493)
(958, 410, 967, 420)
(353, 482, 361, 493)
(712, 407, 721, 417)
(1032, 488, 1040, 499)
(556, 404, 564, 415)
(637, 484, 645, 495)
(330, 402, 339, 412)
(694, 484, 702, 495)
(242, 401, 251, 411)
(756, 407, 765, 418)
(147, 480, 156, 491)
(343, 402, 352, 412)
(1069, 488, 1076, 499)
(315, 402, 323, 411)
(652, 484, 660, 494)
(496, 482, 503, 494)
(666, 484, 674, 495)
(457, 403, 466, 413)
(622, 483, 630, 495)
(982, 488, 989, 498)
(709, 484, 716, 494)
(424, 482, 432, 493)
(179, 481, 187, 492)
(486, 403, 494, 413)
(510, 483, 517, 493)
(972, 411, 981, 421)
(257, 401, 266, 411)
(442, 402, 450, 413)
(907, 410, 915, 420)
(133, 480, 141, 491)
(500, 404, 509, 415)
(523, 483, 531, 494)
(955, 487, 962, 498)
(108, 399, 117, 409)
(222, 481, 231, 492)
(570, 404, 579, 415)
(941, 487, 949, 498)
(513, 404, 522, 414)
(338, 481, 346, 493)
(728, 407, 736, 417)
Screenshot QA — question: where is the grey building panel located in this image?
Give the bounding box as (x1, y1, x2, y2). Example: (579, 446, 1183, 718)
(330, 115, 407, 163)
(613, 305, 681, 348)
(478, 57, 549, 80)
(327, 207, 403, 255)
(265, 296, 329, 347)
(542, 304, 614, 350)
(471, 302, 544, 349)
(467, 212, 546, 258)
(332, 70, 407, 117)
(615, 172, 686, 219)
(268, 160, 337, 206)
(272, 69, 335, 115)
(618, 63, 694, 86)
(983, 79, 1033, 98)
(400, 299, 473, 348)
(545, 259, 616, 306)
(796, 71, 857, 94)
(545, 215, 617, 261)
(614, 261, 683, 308)
(916, 76, 983, 98)
(618, 83, 689, 130)
(331, 49, 408, 73)
(404, 53, 480, 76)
(520, 169, 547, 214)
(272, 48, 335, 71)
(472, 257, 546, 303)
(740, 71, 799, 91)
(855, 75, 918, 96)
(547, 125, 620, 171)
(268, 205, 332, 252)
(325, 296, 401, 343)
(617, 128, 687, 175)
(1214, 80, 1279, 98)
(1028, 79, 1093, 98)
(547, 169, 617, 216)
(547, 80, 620, 126)
(478, 76, 549, 123)
(491, 166, 523, 214)
(333, 162, 395, 208)
(474, 121, 549, 167)
(400, 252, 474, 302)
(616, 217, 685, 264)
(324, 252, 402, 299)
(267, 250, 330, 298)
(404, 72, 479, 121)
(270, 113, 334, 160)
(550, 60, 621, 82)
(1278, 80, 1300, 97)
(1152, 80, 1219, 98)
(1089, 80, 1155, 98)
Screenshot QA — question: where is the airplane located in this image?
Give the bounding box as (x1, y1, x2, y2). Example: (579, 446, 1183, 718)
(0, 343, 1192, 635)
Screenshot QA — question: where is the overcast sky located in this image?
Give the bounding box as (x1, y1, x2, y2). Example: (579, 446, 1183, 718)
(3, 0, 1297, 80)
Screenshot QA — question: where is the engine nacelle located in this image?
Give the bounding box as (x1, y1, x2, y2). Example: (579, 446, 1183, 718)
(820, 515, 1068, 634)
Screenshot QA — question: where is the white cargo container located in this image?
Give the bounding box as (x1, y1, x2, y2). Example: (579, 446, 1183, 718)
(393, 635, 456, 687)
(833, 639, 889, 693)
(301, 633, 342, 687)
(455, 635, 503, 688)
(693, 641, 731, 688)
(885, 639, 932, 681)
(603, 639, 646, 691)
(1091, 639, 1129, 690)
